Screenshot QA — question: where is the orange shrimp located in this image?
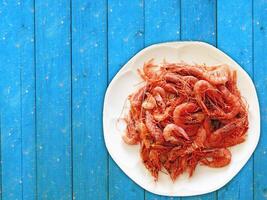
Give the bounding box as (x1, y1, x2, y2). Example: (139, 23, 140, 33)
(142, 93, 157, 110)
(162, 83, 178, 94)
(207, 117, 248, 147)
(152, 86, 166, 98)
(201, 148, 231, 168)
(153, 107, 171, 122)
(129, 85, 147, 107)
(140, 144, 161, 180)
(163, 124, 190, 144)
(145, 111, 164, 143)
(194, 80, 239, 119)
(138, 59, 164, 81)
(193, 126, 207, 148)
(122, 114, 139, 145)
(123, 60, 248, 181)
(165, 63, 230, 85)
(173, 102, 205, 127)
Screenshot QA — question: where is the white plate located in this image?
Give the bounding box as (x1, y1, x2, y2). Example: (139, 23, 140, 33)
(103, 41, 260, 196)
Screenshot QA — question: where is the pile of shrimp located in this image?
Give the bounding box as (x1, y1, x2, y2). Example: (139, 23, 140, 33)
(122, 59, 248, 181)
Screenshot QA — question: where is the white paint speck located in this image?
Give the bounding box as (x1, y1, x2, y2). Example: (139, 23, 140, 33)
(39, 145, 43, 150)
(156, 25, 160, 29)
(94, 13, 99, 18)
(45, 76, 49, 80)
(25, 89, 29, 93)
(2, 36, 6, 40)
(241, 25, 246, 31)
(94, 43, 98, 47)
(60, 20, 64, 24)
(256, 21, 260, 25)
(56, 158, 60, 162)
(109, 8, 113, 12)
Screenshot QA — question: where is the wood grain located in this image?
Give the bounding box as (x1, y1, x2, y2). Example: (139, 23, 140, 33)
(72, 0, 108, 199)
(253, 0, 267, 200)
(35, 0, 72, 199)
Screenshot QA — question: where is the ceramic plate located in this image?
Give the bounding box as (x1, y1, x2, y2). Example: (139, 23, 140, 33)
(103, 42, 260, 196)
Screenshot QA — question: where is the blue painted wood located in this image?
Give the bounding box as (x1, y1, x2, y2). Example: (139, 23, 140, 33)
(253, 0, 267, 200)
(108, 0, 145, 199)
(145, 0, 180, 199)
(72, 1, 108, 199)
(0, 0, 36, 199)
(20, 0, 36, 199)
(217, 1, 253, 199)
(181, 0, 216, 45)
(145, 0, 180, 46)
(0, 1, 22, 199)
(35, 0, 72, 199)
(181, 0, 216, 199)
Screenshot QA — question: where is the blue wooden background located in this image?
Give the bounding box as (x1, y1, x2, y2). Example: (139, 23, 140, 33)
(0, 0, 266, 199)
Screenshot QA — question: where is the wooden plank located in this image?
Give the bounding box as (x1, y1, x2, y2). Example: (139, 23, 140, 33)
(35, 0, 72, 199)
(0, 0, 35, 199)
(145, 0, 180, 46)
(72, 1, 108, 199)
(181, 0, 216, 45)
(217, 1, 253, 199)
(20, 0, 36, 199)
(253, 0, 267, 200)
(108, 0, 144, 199)
(0, 1, 22, 199)
(144, 0, 180, 199)
(181, 0, 216, 199)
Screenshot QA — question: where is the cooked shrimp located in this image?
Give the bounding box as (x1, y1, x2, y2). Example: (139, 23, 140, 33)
(193, 126, 207, 148)
(173, 102, 205, 127)
(129, 85, 147, 107)
(123, 60, 248, 181)
(152, 86, 166, 98)
(162, 83, 178, 94)
(201, 148, 231, 168)
(163, 124, 190, 143)
(142, 93, 157, 110)
(153, 107, 171, 122)
(122, 115, 139, 145)
(145, 111, 164, 143)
